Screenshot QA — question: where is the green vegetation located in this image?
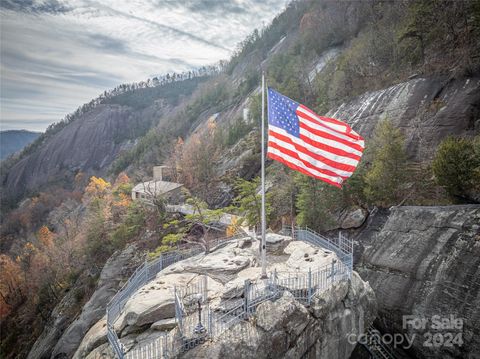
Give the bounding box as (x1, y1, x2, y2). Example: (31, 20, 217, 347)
(267, 164, 298, 228)
(103, 77, 208, 110)
(363, 120, 409, 206)
(225, 118, 254, 147)
(110, 128, 168, 175)
(111, 78, 235, 175)
(294, 119, 409, 230)
(295, 174, 337, 232)
(110, 202, 146, 249)
(432, 136, 480, 201)
(149, 196, 225, 258)
(230, 177, 272, 228)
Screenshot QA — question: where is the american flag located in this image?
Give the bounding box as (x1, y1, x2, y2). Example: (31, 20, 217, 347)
(267, 88, 364, 188)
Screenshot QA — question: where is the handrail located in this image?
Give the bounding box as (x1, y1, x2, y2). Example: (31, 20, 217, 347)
(106, 227, 353, 358)
(106, 234, 241, 359)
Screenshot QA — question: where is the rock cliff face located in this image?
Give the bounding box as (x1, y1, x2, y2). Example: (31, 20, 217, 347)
(355, 205, 480, 359)
(329, 76, 480, 160)
(3, 104, 154, 200)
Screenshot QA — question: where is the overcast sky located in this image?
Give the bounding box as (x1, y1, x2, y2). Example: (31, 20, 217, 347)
(0, 0, 290, 132)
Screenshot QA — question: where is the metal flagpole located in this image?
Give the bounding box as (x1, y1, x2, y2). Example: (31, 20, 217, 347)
(261, 72, 267, 279)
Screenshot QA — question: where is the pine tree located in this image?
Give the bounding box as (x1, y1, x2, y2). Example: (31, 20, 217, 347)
(363, 120, 409, 206)
(232, 177, 272, 229)
(432, 136, 480, 201)
(295, 174, 337, 231)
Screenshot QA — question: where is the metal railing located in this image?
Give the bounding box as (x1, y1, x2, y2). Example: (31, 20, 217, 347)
(106, 235, 242, 359)
(362, 326, 398, 359)
(106, 227, 353, 358)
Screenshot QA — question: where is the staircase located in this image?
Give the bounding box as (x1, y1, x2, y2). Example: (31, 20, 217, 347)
(362, 326, 397, 359)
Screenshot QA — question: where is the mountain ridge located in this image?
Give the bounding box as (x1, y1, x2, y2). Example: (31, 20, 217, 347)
(0, 130, 41, 160)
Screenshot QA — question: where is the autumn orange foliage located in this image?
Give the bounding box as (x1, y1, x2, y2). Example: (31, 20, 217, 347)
(114, 172, 130, 186)
(0, 255, 23, 318)
(85, 176, 111, 199)
(38, 226, 54, 247)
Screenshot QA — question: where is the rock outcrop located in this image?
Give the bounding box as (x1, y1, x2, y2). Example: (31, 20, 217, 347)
(184, 273, 376, 359)
(3, 104, 150, 201)
(76, 235, 374, 358)
(329, 76, 480, 160)
(355, 205, 480, 359)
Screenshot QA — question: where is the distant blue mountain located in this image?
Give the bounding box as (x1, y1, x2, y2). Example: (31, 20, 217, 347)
(0, 130, 41, 160)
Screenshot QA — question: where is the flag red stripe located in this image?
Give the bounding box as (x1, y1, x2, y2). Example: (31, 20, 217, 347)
(297, 109, 364, 144)
(299, 133, 362, 161)
(298, 105, 364, 141)
(267, 152, 342, 188)
(298, 104, 351, 133)
(299, 121, 365, 153)
(268, 129, 358, 173)
(268, 141, 350, 179)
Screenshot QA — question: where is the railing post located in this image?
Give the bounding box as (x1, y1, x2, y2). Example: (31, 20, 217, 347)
(144, 257, 148, 282)
(308, 267, 312, 305)
(273, 268, 278, 295)
(243, 279, 251, 317)
(163, 333, 168, 359)
(331, 259, 336, 285)
(203, 275, 208, 304)
(208, 306, 213, 337)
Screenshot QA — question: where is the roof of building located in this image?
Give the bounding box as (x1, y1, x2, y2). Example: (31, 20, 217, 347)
(132, 180, 183, 195)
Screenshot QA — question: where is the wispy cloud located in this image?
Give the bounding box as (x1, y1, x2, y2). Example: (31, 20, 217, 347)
(0, 0, 289, 132)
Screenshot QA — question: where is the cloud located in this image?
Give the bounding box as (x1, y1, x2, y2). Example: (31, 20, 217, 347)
(0, 0, 71, 14)
(0, 0, 290, 132)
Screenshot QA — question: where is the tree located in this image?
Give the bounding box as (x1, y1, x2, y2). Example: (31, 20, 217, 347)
(37, 226, 54, 247)
(268, 166, 298, 227)
(432, 136, 480, 201)
(85, 176, 111, 199)
(295, 174, 337, 231)
(0, 255, 24, 318)
(184, 197, 223, 253)
(232, 177, 272, 230)
(181, 120, 220, 200)
(363, 120, 409, 206)
(158, 197, 224, 254)
(165, 137, 184, 183)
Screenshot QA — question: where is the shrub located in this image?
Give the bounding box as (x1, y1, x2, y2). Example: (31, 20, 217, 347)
(110, 202, 146, 248)
(432, 136, 480, 201)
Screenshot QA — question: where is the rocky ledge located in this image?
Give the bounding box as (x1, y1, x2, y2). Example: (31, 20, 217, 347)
(76, 234, 377, 358)
(184, 272, 376, 359)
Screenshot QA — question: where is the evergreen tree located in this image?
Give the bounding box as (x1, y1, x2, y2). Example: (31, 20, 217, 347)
(363, 120, 409, 206)
(232, 177, 271, 229)
(295, 174, 337, 232)
(432, 136, 480, 201)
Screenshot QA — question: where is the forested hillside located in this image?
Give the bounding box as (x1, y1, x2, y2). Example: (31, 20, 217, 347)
(0, 72, 215, 211)
(1, 1, 479, 358)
